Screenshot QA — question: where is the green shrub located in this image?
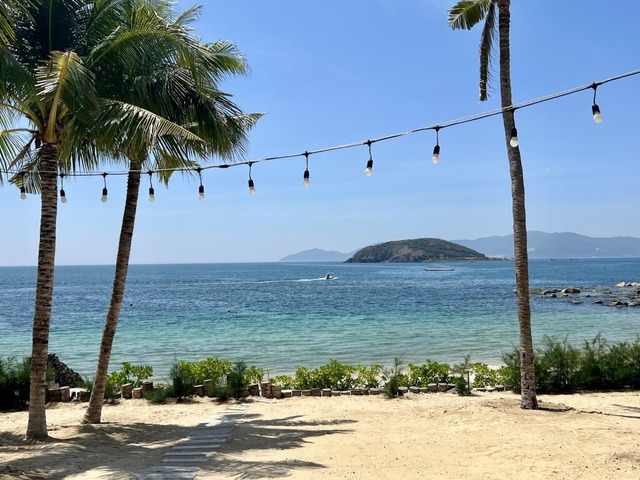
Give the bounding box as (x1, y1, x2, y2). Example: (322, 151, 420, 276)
(450, 355, 472, 395)
(271, 374, 294, 389)
(355, 364, 382, 389)
(382, 358, 404, 398)
(0, 357, 29, 410)
(188, 357, 231, 385)
(407, 359, 451, 386)
(501, 347, 522, 392)
(170, 359, 196, 398)
(107, 362, 153, 390)
(145, 384, 173, 404)
(536, 336, 581, 393)
(228, 361, 248, 399)
(245, 365, 265, 385)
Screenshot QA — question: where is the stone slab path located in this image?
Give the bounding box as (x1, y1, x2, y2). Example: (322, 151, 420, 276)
(130, 404, 248, 479)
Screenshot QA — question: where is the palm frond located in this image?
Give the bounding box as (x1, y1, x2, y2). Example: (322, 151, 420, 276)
(478, 1, 497, 101)
(35, 50, 99, 141)
(448, 0, 492, 30)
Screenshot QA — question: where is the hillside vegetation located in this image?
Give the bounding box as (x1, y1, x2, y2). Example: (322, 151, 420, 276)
(345, 238, 487, 263)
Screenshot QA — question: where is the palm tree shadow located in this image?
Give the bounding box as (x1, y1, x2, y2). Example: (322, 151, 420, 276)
(0, 422, 196, 480)
(199, 413, 356, 478)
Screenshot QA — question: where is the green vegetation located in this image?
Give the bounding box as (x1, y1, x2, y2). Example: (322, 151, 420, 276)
(2, 335, 638, 410)
(503, 335, 640, 394)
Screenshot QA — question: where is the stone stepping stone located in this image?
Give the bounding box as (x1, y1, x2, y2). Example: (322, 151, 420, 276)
(147, 467, 199, 473)
(184, 436, 228, 442)
(172, 444, 220, 450)
(164, 451, 209, 457)
(130, 473, 196, 479)
(162, 457, 208, 463)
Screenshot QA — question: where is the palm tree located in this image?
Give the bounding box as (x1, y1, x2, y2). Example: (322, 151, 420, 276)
(0, 0, 106, 439)
(82, 0, 261, 424)
(448, 0, 537, 408)
(1, 0, 209, 439)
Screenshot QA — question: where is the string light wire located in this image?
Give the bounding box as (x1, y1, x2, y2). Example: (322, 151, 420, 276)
(3, 70, 638, 184)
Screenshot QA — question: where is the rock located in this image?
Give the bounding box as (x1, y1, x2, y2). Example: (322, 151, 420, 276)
(562, 288, 581, 294)
(47, 354, 84, 388)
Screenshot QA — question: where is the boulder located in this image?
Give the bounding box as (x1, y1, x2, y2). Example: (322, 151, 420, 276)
(47, 354, 83, 388)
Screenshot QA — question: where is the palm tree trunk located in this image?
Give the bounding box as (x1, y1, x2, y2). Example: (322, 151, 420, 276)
(26, 143, 59, 440)
(83, 162, 141, 424)
(497, 0, 538, 409)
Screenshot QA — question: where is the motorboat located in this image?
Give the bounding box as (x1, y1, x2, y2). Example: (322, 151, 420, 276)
(325, 273, 336, 280)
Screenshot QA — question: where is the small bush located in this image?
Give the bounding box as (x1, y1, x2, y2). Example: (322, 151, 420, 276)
(170, 359, 196, 398)
(382, 357, 404, 398)
(271, 375, 294, 389)
(228, 361, 248, 399)
(407, 359, 451, 386)
(107, 362, 153, 390)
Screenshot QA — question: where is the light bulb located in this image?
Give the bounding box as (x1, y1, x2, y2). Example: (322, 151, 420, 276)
(248, 179, 256, 195)
(365, 159, 373, 176)
(101, 187, 108, 203)
(20, 187, 26, 200)
(509, 127, 519, 147)
(303, 170, 310, 188)
(198, 185, 205, 201)
(60, 190, 67, 203)
(432, 145, 440, 165)
(592, 104, 603, 123)
(148, 187, 155, 202)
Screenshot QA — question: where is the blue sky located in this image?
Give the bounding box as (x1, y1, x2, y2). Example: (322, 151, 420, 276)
(2, 0, 639, 266)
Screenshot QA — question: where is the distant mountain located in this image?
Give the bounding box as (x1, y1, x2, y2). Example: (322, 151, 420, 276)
(345, 238, 487, 263)
(453, 231, 640, 259)
(279, 248, 352, 262)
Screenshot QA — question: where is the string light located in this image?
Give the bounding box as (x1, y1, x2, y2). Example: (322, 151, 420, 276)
(101, 173, 108, 202)
(591, 83, 603, 123)
(248, 162, 256, 195)
(197, 167, 205, 201)
(19, 172, 27, 199)
(2, 70, 637, 195)
(432, 127, 441, 164)
(510, 109, 519, 147)
(147, 171, 155, 202)
(303, 152, 310, 188)
(365, 141, 373, 176)
(59, 173, 67, 203)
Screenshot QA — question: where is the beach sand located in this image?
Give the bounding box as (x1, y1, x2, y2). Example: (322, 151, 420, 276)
(0, 390, 638, 479)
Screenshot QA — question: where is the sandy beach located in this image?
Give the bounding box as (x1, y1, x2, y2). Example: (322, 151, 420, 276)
(0, 390, 638, 479)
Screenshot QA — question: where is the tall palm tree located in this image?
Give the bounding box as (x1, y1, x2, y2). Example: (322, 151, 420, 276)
(1, 0, 208, 439)
(82, 0, 261, 424)
(448, 0, 537, 408)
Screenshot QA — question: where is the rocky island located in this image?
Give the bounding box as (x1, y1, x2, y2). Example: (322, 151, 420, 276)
(345, 238, 488, 263)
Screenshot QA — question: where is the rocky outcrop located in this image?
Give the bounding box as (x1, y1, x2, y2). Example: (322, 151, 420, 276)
(48, 354, 84, 388)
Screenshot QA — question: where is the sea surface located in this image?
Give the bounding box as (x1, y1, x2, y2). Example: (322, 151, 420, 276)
(1, 259, 638, 379)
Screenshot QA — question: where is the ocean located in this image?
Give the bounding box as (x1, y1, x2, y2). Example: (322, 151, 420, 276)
(0, 259, 638, 380)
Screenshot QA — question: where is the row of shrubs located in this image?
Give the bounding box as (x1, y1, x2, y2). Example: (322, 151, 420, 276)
(2, 335, 638, 409)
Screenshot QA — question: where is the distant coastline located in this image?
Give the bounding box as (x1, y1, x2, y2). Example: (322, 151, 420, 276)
(280, 232, 640, 262)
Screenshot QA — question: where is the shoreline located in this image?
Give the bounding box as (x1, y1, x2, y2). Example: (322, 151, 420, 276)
(1, 390, 638, 479)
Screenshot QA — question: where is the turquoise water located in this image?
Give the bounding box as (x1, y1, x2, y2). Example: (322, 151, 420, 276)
(0, 259, 638, 379)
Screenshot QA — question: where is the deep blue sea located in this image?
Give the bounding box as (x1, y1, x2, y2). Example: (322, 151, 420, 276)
(1, 259, 638, 379)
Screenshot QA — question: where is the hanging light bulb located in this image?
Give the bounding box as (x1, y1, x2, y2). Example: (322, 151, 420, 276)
(147, 171, 155, 202)
(432, 127, 441, 164)
(59, 173, 67, 203)
(196, 167, 205, 200)
(591, 83, 603, 123)
(364, 141, 373, 176)
(248, 163, 256, 195)
(510, 127, 519, 147)
(592, 104, 603, 123)
(101, 173, 108, 202)
(303, 152, 310, 187)
(19, 172, 27, 199)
